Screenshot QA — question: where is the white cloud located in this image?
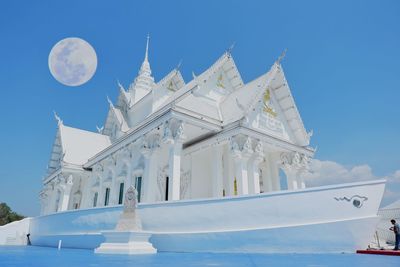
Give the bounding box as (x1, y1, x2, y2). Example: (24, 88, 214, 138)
(303, 159, 400, 207)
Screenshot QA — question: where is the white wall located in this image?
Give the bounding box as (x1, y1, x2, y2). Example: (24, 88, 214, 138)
(190, 149, 213, 199)
(0, 218, 31, 245)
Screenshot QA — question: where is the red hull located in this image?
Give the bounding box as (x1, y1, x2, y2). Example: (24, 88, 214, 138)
(356, 249, 400, 256)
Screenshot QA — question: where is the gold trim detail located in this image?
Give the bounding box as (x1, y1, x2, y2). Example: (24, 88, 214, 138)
(216, 74, 225, 89)
(263, 89, 277, 117)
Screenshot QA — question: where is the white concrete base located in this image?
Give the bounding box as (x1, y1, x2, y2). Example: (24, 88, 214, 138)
(0, 218, 31, 245)
(94, 231, 157, 254)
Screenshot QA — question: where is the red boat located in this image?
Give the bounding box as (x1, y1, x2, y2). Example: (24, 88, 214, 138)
(356, 249, 400, 256)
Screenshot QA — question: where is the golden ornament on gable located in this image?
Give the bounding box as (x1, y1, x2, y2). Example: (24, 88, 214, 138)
(167, 81, 174, 91)
(216, 74, 225, 89)
(263, 89, 277, 117)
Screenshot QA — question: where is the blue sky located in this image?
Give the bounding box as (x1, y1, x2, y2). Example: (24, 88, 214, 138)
(0, 0, 399, 216)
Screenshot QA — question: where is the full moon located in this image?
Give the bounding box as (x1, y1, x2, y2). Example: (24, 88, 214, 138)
(48, 37, 97, 86)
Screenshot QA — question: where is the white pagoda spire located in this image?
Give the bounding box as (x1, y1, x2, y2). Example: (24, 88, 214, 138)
(130, 34, 155, 103)
(138, 34, 152, 77)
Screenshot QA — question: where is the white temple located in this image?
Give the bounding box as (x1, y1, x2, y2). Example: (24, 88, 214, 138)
(39, 37, 315, 215)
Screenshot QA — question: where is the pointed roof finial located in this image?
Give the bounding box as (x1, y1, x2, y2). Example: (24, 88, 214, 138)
(53, 111, 63, 126)
(227, 42, 236, 55)
(276, 48, 287, 65)
(107, 95, 114, 108)
(176, 59, 183, 71)
(145, 33, 150, 62)
(117, 79, 124, 91)
(96, 125, 104, 133)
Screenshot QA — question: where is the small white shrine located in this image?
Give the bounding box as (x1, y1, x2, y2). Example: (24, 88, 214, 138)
(95, 185, 157, 254)
(39, 37, 314, 215)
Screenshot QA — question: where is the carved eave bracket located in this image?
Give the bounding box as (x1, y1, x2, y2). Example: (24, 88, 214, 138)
(162, 120, 186, 144)
(230, 135, 254, 160)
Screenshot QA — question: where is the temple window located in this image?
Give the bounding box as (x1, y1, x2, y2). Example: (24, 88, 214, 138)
(118, 182, 124, 205)
(104, 188, 110, 206)
(135, 176, 142, 203)
(165, 176, 169, 201)
(259, 169, 264, 193)
(93, 192, 98, 207)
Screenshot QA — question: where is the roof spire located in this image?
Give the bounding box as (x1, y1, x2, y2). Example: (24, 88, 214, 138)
(226, 42, 235, 55)
(276, 48, 287, 65)
(107, 96, 114, 108)
(176, 59, 183, 71)
(130, 35, 155, 93)
(117, 79, 125, 91)
(53, 111, 63, 126)
(145, 33, 150, 62)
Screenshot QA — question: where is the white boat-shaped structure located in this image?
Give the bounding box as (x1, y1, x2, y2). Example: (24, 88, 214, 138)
(30, 38, 385, 253)
(31, 180, 385, 253)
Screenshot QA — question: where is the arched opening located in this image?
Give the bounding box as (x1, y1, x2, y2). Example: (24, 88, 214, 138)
(234, 178, 238, 196)
(279, 169, 288, 190)
(72, 190, 82, 209)
(259, 168, 264, 193)
(135, 176, 142, 203)
(117, 165, 128, 205)
(118, 182, 124, 204)
(165, 176, 169, 201)
(104, 187, 110, 206)
(93, 192, 98, 207)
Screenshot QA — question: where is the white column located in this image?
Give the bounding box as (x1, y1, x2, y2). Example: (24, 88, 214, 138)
(233, 156, 250, 195)
(109, 173, 118, 205)
(284, 169, 298, 190)
(268, 155, 280, 191)
(168, 142, 182, 201)
(45, 184, 56, 214)
(222, 145, 233, 196)
(56, 187, 63, 212)
(141, 148, 159, 203)
(248, 141, 264, 195)
(230, 135, 252, 196)
(299, 176, 306, 189)
(59, 175, 73, 211)
(39, 189, 49, 215)
(259, 163, 270, 193)
(248, 156, 263, 194)
(163, 120, 185, 201)
(97, 177, 105, 207)
(80, 175, 91, 208)
(212, 146, 224, 198)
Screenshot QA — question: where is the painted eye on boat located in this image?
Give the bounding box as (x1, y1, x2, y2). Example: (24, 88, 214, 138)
(353, 199, 361, 208)
(351, 196, 367, 208)
(334, 195, 368, 208)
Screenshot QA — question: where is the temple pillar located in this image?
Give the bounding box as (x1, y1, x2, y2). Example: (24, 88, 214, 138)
(248, 141, 264, 194)
(230, 135, 253, 195)
(163, 120, 185, 201)
(263, 154, 281, 191)
(168, 142, 182, 200)
(285, 169, 298, 190)
(141, 134, 160, 203)
(212, 146, 224, 197)
(298, 176, 306, 189)
(39, 188, 49, 215)
(280, 152, 311, 190)
(233, 158, 249, 195)
(259, 163, 270, 192)
(222, 145, 233, 196)
(79, 174, 91, 208)
(59, 175, 73, 211)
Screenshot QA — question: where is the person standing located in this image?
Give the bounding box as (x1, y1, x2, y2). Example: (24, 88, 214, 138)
(390, 219, 399, 250)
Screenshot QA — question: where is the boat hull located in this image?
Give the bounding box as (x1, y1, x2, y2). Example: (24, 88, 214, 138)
(30, 179, 386, 253)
